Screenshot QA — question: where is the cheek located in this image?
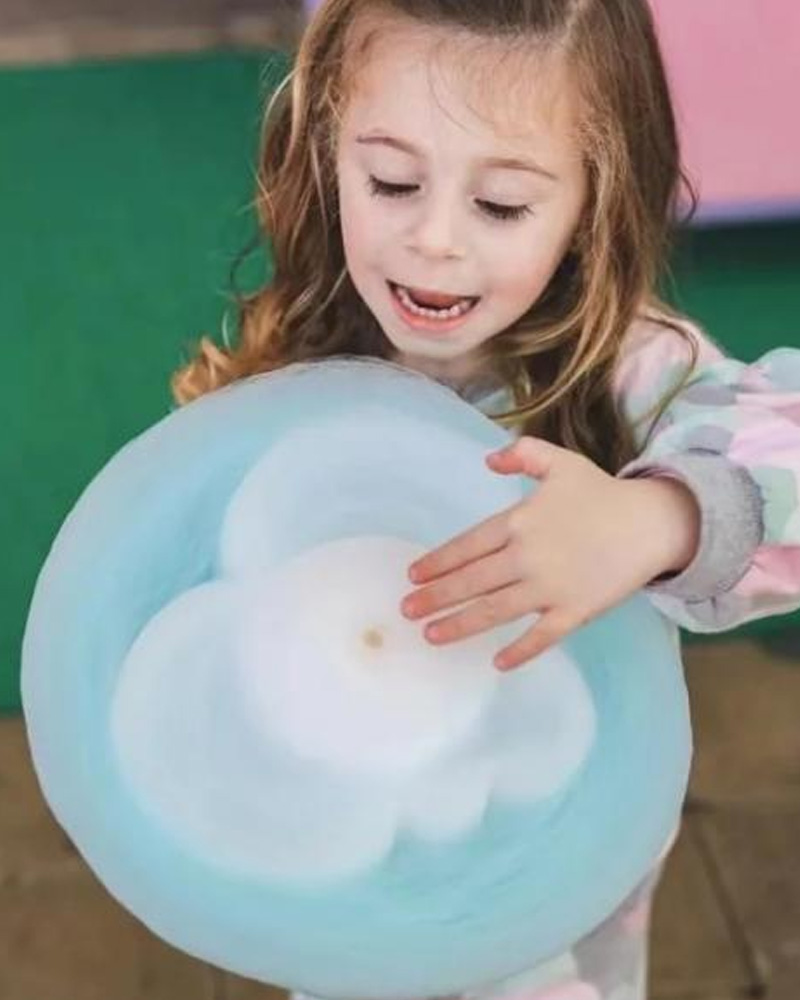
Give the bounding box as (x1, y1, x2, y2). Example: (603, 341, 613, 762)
(492, 248, 560, 304)
(337, 187, 360, 253)
(339, 185, 384, 269)
(493, 219, 577, 301)
(337, 168, 366, 247)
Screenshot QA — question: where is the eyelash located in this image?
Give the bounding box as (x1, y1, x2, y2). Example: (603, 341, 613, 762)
(366, 176, 532, 222)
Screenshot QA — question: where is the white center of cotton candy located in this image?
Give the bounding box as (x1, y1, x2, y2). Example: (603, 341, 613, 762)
(107, 396, 599, 883)
(235, 536, 500, 776)
(110, 533, 596, 883)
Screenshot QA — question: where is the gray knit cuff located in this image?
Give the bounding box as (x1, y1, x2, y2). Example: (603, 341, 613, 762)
(619, 451, 765, 602)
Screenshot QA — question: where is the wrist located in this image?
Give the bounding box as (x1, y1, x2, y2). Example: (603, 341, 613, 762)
(625, 475, 702, 575)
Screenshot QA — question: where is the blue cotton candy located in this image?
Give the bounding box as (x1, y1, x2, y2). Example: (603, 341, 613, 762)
(21, 357, 691, 1000)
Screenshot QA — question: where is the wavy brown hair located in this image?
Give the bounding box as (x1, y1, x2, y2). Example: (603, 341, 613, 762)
(172, 0, 700, 473)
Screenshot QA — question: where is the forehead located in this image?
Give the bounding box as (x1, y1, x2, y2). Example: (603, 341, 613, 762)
(340, 12, 582, 153)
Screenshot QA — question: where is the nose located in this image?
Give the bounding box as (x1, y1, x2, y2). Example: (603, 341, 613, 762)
(405, 196, 466, 261)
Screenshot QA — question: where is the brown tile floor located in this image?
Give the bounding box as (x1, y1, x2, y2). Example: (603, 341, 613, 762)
(2, 635, 799, 999)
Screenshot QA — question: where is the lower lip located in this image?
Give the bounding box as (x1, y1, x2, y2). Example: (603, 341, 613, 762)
(387, 282, 479, 335)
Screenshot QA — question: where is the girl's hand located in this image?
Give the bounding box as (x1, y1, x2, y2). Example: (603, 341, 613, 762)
(400, 437, 701, 671)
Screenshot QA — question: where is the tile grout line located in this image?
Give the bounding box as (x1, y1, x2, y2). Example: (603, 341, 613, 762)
(210, 966, 228, 1000)
(686, 806, 770, 999)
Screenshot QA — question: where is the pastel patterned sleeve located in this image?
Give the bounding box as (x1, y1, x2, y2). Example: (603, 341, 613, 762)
(613, 315, 800, 633)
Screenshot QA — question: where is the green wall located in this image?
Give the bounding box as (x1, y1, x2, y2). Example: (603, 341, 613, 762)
(1, 52, 798, 713)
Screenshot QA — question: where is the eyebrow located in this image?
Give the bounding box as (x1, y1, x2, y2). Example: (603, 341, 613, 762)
(355, 133, 559, 182)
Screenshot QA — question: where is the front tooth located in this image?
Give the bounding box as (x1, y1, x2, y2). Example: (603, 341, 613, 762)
(396, 285, 472, 318)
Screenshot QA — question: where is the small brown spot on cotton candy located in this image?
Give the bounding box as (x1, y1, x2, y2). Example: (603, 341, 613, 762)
(362, 627, 385, 650)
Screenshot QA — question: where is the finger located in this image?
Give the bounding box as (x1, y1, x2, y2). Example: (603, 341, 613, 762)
(424, 582, 534, 645)
(487, 438, 563, 480)
(494, 609, 582, 671)
(402, 547, 521, 620)
(409, 507, 518, 583)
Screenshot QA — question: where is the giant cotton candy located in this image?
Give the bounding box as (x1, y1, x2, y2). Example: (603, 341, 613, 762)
(21, 357, 691, 999)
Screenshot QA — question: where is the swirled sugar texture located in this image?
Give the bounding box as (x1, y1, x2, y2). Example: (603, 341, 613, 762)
(21, 359, 691, 999)
(110, 532, 596, 884)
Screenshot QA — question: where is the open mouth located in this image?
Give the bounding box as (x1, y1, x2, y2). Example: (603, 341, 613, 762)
(387, 281, 481, 320)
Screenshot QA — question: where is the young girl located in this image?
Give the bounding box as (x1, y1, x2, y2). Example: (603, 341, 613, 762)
(172, 1, 800, 998)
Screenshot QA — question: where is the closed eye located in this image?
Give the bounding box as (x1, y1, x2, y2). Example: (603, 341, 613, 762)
(367, 177, 417, 199)
(366, 176, 532, 222)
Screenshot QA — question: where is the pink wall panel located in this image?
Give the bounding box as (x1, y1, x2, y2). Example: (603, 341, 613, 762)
(649, 0, 800, 221)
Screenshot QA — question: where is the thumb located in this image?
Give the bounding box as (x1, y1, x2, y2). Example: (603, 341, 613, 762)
(486, 437, 560, 480)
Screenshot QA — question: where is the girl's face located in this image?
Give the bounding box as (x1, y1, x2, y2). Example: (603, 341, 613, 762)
(335, 17, 588, 385)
